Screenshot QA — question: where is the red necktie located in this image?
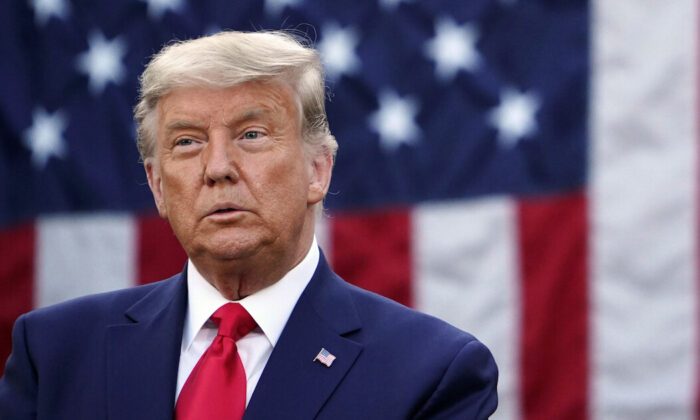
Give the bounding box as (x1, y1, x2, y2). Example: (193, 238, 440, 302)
(176, 303, 257, 420)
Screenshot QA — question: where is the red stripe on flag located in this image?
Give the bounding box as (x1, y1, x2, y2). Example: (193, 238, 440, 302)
(0, 223, 35, 375)
(517, 192, 588, 420)
(137, 214, 187, 285)
(329, 208, 412, 307)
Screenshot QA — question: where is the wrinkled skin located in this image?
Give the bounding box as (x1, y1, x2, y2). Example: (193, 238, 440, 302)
(145, 81, 332, 299)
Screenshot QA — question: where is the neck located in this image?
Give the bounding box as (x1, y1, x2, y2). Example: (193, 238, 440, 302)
(191, 227, 315, 301)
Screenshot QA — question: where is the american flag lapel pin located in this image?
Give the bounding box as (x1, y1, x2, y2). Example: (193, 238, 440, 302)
(313, 347, 336, 368)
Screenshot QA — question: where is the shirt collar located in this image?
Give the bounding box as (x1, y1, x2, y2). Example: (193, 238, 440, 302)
(182, 237, 319, 351)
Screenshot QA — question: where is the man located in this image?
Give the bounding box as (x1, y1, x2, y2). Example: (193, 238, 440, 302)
(0, 30, 497, 419)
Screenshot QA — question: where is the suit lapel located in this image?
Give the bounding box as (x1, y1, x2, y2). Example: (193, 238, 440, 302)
(106, 271, 188, 420)
(244, 254, 363, 420)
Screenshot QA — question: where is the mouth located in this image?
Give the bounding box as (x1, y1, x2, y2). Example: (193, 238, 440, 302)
(206, 203, 245, 219)
(213, 207, 237, 214)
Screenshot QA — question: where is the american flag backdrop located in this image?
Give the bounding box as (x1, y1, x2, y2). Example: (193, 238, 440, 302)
(0, 0, 696, 419)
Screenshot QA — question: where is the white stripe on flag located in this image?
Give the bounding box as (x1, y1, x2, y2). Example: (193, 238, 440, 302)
(36, 213, 136, 308)
(591, 0, 698, 418)
(316, 215, 331, 262)
(413, 197, 520, 420)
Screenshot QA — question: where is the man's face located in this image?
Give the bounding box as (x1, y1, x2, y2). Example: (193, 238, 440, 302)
(145, 81, 330, 265)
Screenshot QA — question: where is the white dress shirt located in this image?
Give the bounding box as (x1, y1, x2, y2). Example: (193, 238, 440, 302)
(175, 238, 319, 406)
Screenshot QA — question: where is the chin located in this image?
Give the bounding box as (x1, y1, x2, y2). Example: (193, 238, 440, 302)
(201, 235, 267, 261)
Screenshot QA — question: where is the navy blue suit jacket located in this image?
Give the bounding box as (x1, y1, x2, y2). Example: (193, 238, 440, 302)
(0, 253, 498, 419)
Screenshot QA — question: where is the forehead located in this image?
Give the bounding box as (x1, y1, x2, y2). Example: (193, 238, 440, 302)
(156, 80, 300, 128)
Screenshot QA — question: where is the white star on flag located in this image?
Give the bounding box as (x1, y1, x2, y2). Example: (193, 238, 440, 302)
(318, 23, 361, 81)
(488, 88, 541, 147)
(29, 0, 70, 26)
(369, 90, 421, 151)
(264, 0, 301, 15)
(76, 32, 128, 95)
(23, 107, 68, 170)
(141, 0, 184, 20)
(425, 17, 481, 81)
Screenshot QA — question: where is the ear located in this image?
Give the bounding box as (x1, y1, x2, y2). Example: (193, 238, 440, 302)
(145, 157, 168, 219)
(307, 152, 333, 206)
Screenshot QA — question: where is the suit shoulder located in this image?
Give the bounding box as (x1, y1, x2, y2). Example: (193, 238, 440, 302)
(22, 275, 180, 327)
(328, 278, 498, 417)
(340, 279, 478, 346)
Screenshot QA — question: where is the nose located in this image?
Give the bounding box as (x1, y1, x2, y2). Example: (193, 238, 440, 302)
(202, 133, 239, 186)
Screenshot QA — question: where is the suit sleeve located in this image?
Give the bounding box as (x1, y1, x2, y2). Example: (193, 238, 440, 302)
(413, 338, 498, 420)
(0, 315, 38, 420)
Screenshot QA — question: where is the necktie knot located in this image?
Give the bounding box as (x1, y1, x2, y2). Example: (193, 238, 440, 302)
(210, 302, 256, 341)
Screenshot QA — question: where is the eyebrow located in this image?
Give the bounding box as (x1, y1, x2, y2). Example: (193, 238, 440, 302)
(225, 108, 275, 127)
(163, 108, 280, 135)
(164, 120, 208, 133)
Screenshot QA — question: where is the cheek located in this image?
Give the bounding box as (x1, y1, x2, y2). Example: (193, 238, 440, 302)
(160, 169, 198, 215)
(253, 160, 308, 212)
(278, 160, 309, 197)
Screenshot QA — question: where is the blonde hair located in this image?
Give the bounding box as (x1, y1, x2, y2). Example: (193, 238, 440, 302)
(134, 30, 337, 162)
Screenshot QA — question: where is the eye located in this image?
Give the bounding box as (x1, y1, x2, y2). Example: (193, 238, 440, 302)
(175, 138, 195, 146)
(243, 131, 262, 140)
